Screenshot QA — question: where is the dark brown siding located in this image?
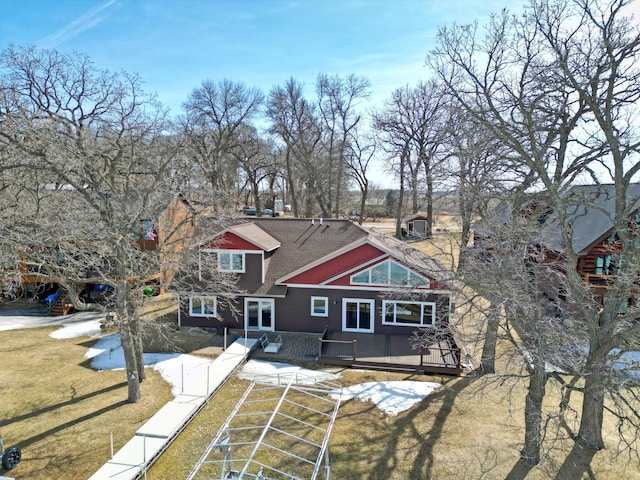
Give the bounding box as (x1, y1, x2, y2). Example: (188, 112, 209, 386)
(274, 287, 446, 333)
(180, 286, 451, 335)
(236, 252, 263, 290)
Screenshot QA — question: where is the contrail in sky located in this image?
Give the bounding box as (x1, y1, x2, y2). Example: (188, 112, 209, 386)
(39, 0, 118, 48)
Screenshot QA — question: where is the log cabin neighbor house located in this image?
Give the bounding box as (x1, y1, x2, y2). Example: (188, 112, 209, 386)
(474, 183, 640, 304)
(549, 184, 640, 302)
(177, 217, 461, 373)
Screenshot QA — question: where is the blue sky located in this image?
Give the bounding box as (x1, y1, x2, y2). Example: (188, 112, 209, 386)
(0, 0, 524, 116)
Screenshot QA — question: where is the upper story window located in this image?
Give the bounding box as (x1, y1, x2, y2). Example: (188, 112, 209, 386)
(594, 254, 619, 275)
(218, 251, 245, 273)
(351, 260, 429, 287)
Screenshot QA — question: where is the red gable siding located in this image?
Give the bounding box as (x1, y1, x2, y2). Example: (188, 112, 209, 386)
(201, 232, 263, 251)
(284, 243, 384, 285)
(327, 258, 442, 290)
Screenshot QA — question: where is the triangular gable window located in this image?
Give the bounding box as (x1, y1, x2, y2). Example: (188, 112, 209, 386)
(351, 260, 430, 287)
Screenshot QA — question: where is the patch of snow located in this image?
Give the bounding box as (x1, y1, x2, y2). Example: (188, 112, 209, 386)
(239, 360, 440, 416)
(550, 345, 640, 380)
(610, 349, 640, 380)
(239, 359, 340, 385)
(85, 333, 213, 396)
(50, 319, 103, 339)
(331, 381, 441, 416)
(0, 311, 105, 332)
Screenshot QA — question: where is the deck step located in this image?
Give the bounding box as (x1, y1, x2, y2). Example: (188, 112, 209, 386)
(350, 363, 426, 374)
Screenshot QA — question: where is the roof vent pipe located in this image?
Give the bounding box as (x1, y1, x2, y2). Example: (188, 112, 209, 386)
(320, 218, 323, 225)
(311, 218, 315, 225)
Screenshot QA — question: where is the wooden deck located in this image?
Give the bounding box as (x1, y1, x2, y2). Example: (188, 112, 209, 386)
(318, 331, 463, 376)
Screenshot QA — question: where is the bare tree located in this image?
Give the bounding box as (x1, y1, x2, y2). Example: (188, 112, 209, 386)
(0, 45, 205, 403)
(533, 0, 640, 453)
(430, 5, 589, 466)
(372, 81, 446, 238)
(232, 124, 276, 216)
(266, 78, 323, 217)
(316, 73, 371, 218)
(345, 130, 376, 225)
(181, 79, 264, 211)
(431, 0, 640, 468)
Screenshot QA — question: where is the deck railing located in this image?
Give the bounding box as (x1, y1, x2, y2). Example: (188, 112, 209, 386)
(580, 272, 617, 287)
(419, 342, 460, 368)
(318, 338, 357, 360)
(318, 335, 462, 373)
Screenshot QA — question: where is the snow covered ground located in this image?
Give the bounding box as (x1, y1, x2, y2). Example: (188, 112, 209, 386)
(2, 310, 442, 415)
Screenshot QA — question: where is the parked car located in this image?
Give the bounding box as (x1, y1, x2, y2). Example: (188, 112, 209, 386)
(263, 208, 273, 216)
(242, 206, 257, 215)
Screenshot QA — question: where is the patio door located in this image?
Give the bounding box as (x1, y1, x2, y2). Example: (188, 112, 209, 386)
(245, 298, 274, 331)
(342, 298, 375, 333)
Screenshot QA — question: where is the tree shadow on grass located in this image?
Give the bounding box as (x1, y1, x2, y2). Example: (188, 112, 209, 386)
(554, 443, 597, 480)
(10, 396, 129, 452)
(410, 376, 474, 479)
(504, 458, 536, 480)
(0, 382, 127, 428)
(363, 375, 474, 480)
(503, 431, 598, 480)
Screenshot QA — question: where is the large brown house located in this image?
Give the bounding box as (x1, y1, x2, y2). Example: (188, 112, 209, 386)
(178, 218, 455, 338)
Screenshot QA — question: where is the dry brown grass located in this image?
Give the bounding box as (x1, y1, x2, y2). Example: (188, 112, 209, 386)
(0, 325, 173, 479)
(148, 367, 640, 480)
(2, 317, 640, 479)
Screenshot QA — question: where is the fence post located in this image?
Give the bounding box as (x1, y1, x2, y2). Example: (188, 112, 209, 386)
(352, 340, 357, 360)
(318, 338, 323, 361)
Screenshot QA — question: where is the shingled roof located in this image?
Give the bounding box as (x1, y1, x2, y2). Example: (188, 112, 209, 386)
(199, 217, 453, 296)
(541, 184, 640, 254)
(245, 218, 368, 293)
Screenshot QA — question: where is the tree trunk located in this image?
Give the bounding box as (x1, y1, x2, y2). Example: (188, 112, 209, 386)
(358, 183, 368, 226)
(120, 322, 142, 403)
(285, 150, 299, 217)
(479, 304, 498, 374)
(577, 356, 606, 450)
(252, 179, 262, 216)
(411, 170, 419, 214)
(521, 361, 547, 465)
(130, 315, 146, 383)
(425, 170, 433, 239)
(395, 153, 407, 239)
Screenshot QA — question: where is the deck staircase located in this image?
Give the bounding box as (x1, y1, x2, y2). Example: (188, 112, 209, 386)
(49, 285, 86, 316)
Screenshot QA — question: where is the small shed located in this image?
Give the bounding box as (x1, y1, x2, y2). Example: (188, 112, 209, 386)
(405, 213, 430, 238)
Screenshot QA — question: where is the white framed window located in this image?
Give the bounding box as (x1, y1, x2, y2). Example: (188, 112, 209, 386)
(382, 300, 435, 327)
(189, 296, 217, 317)
(351, 260, 430, 287)
(311, 296, 328, 317)
(218, 251, 245, 272)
